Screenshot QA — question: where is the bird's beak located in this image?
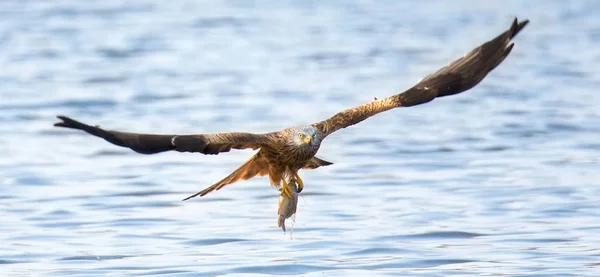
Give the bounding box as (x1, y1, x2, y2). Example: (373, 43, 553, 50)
(303, 135, 312, 144)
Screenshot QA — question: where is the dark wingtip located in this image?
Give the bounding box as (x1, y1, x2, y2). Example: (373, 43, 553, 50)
(53, 115, 87, 130)
(511, 18, 529, 39)
(54, 115, 69, 127)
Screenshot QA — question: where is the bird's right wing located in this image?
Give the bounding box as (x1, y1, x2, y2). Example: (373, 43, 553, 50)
(54, 115, 272, 155)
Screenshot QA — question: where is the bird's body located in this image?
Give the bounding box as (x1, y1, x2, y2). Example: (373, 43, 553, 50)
(187, 126, 325, 199)
(54, 18, 529, 201)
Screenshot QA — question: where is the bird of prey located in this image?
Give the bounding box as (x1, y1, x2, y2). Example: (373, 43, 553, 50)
(54, 18, 529, 201)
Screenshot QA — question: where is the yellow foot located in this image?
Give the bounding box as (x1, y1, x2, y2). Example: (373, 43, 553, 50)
(279, 179, 293, 199)
(292, 173, 305, 193)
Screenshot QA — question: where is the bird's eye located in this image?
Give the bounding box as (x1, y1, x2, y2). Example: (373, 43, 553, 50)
(298, 133, 304, 138)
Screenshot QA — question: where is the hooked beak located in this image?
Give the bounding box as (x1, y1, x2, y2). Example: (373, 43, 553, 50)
(303, 135, 312, 144)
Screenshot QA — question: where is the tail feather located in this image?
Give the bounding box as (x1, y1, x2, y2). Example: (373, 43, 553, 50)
(182, 153, 269, 201)
(303, 156, 334, 170)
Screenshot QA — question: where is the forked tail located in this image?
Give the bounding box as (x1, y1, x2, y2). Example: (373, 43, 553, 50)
(182, 153, 269, 201)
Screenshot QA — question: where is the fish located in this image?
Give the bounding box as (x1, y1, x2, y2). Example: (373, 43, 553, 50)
(277, 179, 299, 232)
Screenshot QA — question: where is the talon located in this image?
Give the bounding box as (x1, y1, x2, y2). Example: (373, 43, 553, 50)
(280, 179, 293, 199)
(293, 173, 304, 193)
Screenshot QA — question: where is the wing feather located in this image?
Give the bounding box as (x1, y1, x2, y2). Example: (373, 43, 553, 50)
(54, 115, 271, 155)
(312, 18, 529, 137)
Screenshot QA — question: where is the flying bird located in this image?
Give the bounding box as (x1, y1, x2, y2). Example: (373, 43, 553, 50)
(54, 18, 529, 201)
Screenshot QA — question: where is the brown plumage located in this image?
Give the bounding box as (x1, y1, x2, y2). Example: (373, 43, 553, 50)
(54, 18, 529, 200)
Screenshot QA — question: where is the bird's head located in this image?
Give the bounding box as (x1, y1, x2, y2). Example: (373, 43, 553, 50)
(291, 126, 319, 148)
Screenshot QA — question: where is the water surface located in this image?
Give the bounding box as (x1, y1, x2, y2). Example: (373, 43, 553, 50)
(2, 0, 600, 276)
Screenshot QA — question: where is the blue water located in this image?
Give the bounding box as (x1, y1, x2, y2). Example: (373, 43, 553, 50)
(2, 0, 600, 276)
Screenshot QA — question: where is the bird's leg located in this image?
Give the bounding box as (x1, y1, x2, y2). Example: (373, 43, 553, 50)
(279, 178, 293, 199)
(292, 173, 304, 193)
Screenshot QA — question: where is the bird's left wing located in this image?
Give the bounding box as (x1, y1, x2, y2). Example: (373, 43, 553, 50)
(312, 18, 529, 138)
(54, 115, 272, 155)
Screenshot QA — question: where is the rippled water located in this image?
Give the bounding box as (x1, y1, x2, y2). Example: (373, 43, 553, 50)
(2, 0, 600, 276)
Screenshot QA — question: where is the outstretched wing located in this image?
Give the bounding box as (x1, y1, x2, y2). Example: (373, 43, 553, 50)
(312, 18, 529, 138)
(54, 115, 273, 155)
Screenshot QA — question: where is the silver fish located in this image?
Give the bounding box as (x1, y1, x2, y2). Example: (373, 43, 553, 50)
(277, 179, 299, 232)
